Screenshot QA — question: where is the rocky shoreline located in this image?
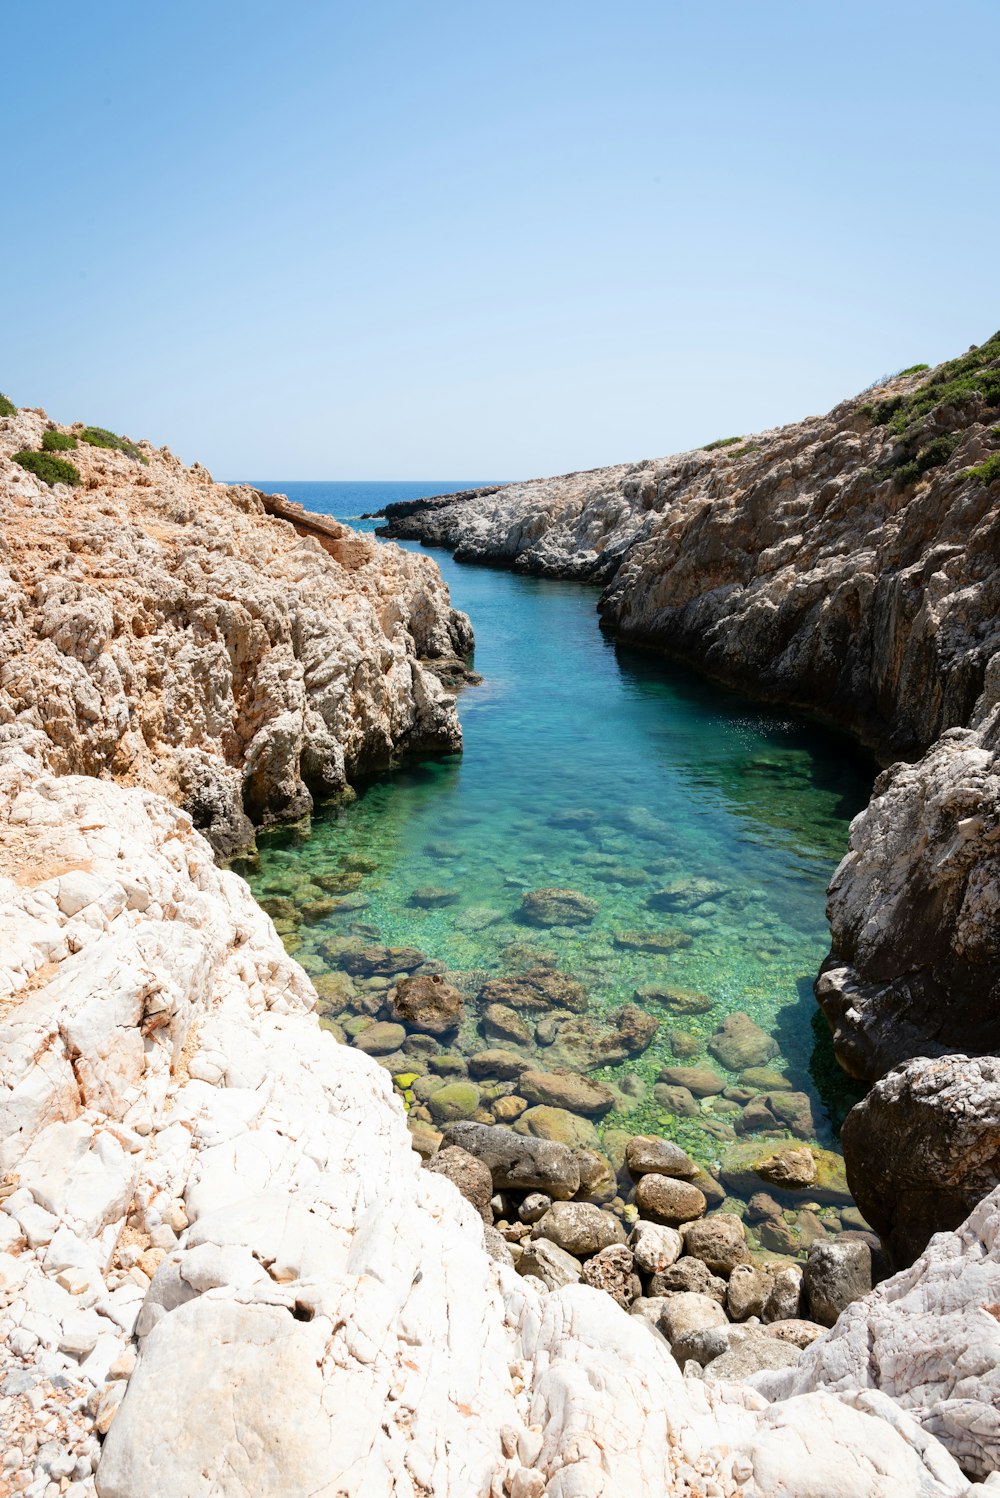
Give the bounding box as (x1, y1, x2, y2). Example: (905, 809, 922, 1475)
(377, 336, 1000, 1267)
(2, 386, 999, 1494)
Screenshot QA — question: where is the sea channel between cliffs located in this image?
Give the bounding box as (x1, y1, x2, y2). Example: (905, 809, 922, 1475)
(242, 484, 876, 1242)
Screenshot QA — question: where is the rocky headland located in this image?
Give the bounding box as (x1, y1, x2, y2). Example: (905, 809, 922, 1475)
(380, 336, 1000, 1268)
(2, 380, 999, 1495)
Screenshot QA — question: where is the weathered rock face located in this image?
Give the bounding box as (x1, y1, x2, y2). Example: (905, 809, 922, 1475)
(841, 1054, 1000, 1267)
(0, 747, 983, 1496)
(0, 406, 470, 854)
(818, 709, 1000, 1079)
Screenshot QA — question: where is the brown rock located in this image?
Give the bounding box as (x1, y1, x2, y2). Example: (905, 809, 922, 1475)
(634, 1173, 707, 1226)
(625, 1135, 698, 1180)
(388, 973, 464, 1036)
(479, 969, 589, 1014)
(658, 1066, 726, 1097)
(426, 1145, 494, 1223)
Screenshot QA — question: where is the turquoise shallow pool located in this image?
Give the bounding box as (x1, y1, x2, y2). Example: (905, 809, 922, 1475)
(243, 483, 874, 1195)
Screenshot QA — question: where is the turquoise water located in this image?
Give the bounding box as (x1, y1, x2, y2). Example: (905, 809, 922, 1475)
(243, 482, 873, 1193)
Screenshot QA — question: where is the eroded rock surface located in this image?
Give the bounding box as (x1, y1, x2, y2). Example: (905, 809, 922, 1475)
(0, 405, 470, 854)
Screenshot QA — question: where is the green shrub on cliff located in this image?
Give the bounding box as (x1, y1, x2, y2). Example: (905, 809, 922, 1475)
(41, 429, 78, 451)
(967, 453, 1000, 487)
(81, 425, 148, 463)
(898, 363, 930, 377)
(869, 333, 1000, 435)
(880, 432, 961, 490)
(702, 436, 742, 451)
(0, 392, 16, 418)
(12, 450, 81, 487)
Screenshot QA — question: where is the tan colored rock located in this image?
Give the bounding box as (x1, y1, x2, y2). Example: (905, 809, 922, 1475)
(634, 1174, 707, 1225)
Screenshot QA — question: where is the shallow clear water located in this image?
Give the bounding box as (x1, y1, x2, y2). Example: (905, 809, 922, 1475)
(244, 482, 873, 1186)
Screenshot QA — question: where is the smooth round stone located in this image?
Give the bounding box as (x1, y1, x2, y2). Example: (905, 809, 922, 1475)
(668, 1029, 701, 1059)
(658, 1066, 726, 1097)
(659, 1291, 728, 1347)
(626, 1135, 698, 1181)
(652, 1084, 700, 1120)
(493, 1096, 528, 1123)
(427, 1081, 482, 1123)
(468, 1050, 529, 1080)
(635, 1173, 707, 1225)
(519, 888, 599, 926)
(354, 1021, 407, 1056)
(532, 1201, 626, 1258)
(342, 1015, 373, 1039)
(409, 885, 459, 907)
(742, 1067, 793, 1091)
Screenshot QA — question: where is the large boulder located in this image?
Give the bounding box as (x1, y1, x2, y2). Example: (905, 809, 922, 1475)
(841, 1053, 1000, 1267)
(681, 1214, 752, 1276)
(441, 1121, 580, 1199)
(545, 1004, 658, 1069)
(388, 973, 463, 1036)
(754, 1185, 1000, 1480)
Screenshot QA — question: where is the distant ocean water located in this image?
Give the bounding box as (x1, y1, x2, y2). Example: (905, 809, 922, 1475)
(238, 480, 499, 534)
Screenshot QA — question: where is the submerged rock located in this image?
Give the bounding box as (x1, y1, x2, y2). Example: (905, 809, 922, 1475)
(544, 1004, 658, 1069)
(708, 1011, 779, 1072)
(613, 929, 693, 954)
(518, 887, 599, 926)
(479, 968, 589, 1014)
(635, 983, 715, 1014)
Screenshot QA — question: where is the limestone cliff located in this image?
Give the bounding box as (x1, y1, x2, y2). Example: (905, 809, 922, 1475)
(0, 406, 471, 855)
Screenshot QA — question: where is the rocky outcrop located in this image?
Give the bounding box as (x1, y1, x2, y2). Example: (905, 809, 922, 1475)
(752, 1185, 1000, 1480)
(0, 405, 471, 855)
(0, 750, 983, 1495)
(377, 339, 1000, 1241)
(840, 1054, 1000, 1267)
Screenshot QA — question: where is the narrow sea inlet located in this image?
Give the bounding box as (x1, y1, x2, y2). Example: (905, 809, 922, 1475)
(245, 483, 875, 1218)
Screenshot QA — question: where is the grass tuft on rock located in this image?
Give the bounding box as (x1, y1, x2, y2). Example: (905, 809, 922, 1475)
(702, 436, 742, 451)
(897, 364, 930, 377)
(12, 450, 81, 487)
(0, 392, 16, 418)
(41, 429, 78, 452)
(81, 425, 148, 463)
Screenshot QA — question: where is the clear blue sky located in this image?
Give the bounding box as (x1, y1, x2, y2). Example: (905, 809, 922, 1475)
(3, 1, 997, 479)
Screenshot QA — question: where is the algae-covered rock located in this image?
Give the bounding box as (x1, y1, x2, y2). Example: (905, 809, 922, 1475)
(720, 1140, 850, 1204)
(707, 1011, 779, 1072)
(635, 984, 714, 1015)
(613, 929, 693, 954)
(353, 1021, 406, 1055)
(426, 1080, 482, 1123)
